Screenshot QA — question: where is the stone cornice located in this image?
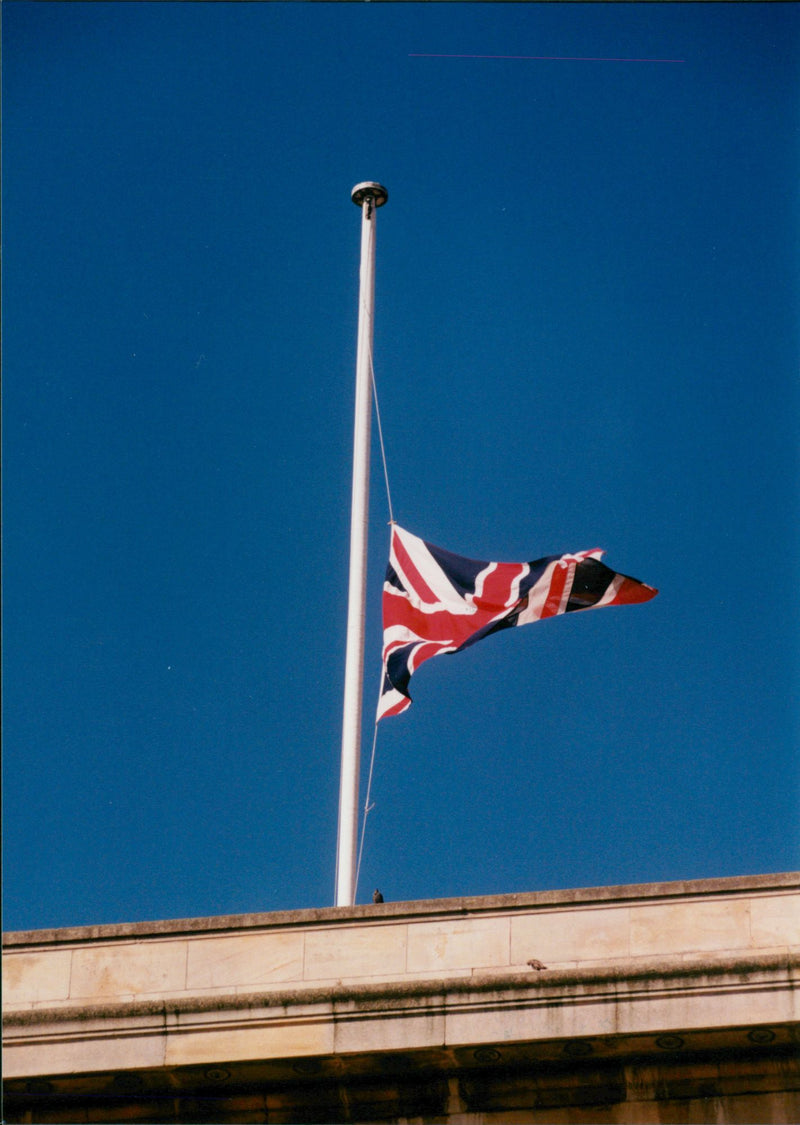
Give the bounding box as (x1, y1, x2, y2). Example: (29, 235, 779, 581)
(5, 872, 799, 948)
(5, 950, 797, 1028)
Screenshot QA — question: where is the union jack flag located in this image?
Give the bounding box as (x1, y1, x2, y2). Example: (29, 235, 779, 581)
(378, 523, 658, 720)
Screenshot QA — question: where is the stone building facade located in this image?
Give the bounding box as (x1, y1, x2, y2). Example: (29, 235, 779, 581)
(3, 872, 799, 1122)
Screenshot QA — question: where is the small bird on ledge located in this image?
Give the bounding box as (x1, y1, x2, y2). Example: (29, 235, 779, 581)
(372, 889, 384, 903)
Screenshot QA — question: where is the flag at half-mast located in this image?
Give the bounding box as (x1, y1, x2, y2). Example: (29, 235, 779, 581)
(378, 523, 657, 721)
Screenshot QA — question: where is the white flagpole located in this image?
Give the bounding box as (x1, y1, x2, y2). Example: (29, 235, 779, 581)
(336, 182, 388, 907)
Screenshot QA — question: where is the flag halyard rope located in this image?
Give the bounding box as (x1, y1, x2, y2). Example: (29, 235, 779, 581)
(354, 702, 380, 903)
(352, 355, 392, 904)
(370, 352, 394, 525)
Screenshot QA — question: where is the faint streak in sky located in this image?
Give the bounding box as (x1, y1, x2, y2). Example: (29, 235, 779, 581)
(409, 53, 686, 63)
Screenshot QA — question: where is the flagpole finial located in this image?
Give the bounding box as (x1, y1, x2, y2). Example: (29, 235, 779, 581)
(351, 182, 388, 208)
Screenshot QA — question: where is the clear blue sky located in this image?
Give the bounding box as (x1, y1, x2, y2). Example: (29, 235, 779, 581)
(3, 2, 799, 932)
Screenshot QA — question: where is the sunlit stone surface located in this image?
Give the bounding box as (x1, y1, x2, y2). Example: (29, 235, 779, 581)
(3, 873, 799, 1122)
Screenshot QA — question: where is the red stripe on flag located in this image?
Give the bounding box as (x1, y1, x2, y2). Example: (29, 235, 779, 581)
(607, 576, 659, 605)
(540, 563, 568, 618)
(474, 562, 526, 612)
(383, 593, 467, 644)
(380, 696, 410, 719)
(408, 640, 451, 672)
(392, 531, 440, 605)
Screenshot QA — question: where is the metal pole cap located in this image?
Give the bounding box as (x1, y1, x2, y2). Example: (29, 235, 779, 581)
(351, 182, 388, 208)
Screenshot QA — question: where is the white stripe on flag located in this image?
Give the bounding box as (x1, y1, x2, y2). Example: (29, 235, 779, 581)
(393, 526, 476, 612)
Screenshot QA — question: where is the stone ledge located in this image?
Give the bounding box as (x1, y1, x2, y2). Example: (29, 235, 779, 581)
(5, 950, 797, 1028)
(6, 872, 799, 948)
